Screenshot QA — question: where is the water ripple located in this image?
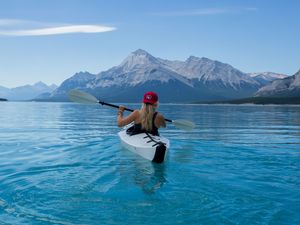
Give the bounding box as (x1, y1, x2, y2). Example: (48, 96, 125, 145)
(0, 103, 300, 224)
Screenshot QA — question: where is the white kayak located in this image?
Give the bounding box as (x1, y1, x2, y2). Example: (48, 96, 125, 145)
(118, 126, 170, 163)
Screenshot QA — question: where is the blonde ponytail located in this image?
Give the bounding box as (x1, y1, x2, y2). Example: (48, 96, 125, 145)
(140, 103, 155, 132)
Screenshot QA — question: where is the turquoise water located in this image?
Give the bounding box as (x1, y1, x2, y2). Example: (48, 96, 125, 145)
(0, 102, 299, 225)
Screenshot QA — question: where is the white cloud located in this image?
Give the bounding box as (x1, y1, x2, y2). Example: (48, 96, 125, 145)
(0, 19, 116, 36)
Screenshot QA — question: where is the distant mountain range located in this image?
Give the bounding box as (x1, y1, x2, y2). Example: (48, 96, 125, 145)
(255, 69, 300, 97)
(204, 70, 300, 104)
(0, 82, 57, 101)
(37, 49, 293, 102)
(249, 72, 288, 86)
(1, 49, 298, 102)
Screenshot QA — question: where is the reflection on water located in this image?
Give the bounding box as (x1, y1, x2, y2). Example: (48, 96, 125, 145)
(0, 102, 300, 224)
(133, 160, 167, 194)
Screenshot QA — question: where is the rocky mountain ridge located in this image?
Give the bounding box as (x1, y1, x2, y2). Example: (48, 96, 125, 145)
(49, 49, 270, 102)
(255, 69, 300, 97)
(2, 49, 295, 102)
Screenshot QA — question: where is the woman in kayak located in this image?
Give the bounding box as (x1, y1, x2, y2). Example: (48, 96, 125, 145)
(117, 92, 166, 136)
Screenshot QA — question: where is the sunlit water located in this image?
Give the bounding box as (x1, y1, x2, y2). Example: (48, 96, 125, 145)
(0, 102, 299, 225)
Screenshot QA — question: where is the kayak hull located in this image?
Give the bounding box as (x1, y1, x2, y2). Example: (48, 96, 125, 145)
(118, 129, 170, 163)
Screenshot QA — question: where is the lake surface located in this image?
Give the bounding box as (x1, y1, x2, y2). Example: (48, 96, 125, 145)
(0, 102, 299, 225)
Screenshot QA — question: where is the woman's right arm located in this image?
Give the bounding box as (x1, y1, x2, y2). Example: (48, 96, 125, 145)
(156, 113, 166, 128)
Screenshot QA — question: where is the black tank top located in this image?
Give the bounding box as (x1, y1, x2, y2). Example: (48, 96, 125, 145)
(126, 112, 159, 136)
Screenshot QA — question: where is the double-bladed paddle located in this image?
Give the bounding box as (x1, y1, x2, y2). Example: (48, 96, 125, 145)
(68, 89, 196, 131)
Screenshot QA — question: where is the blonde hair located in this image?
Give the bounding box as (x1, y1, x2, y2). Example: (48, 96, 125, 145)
(140, 103, 155, 131)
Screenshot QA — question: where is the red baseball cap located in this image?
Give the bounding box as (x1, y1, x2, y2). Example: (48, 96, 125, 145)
(143, 91, 158, 104)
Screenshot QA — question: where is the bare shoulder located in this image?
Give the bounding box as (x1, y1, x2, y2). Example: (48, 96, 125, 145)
(156, 112, 166, 127)
(156, 112, 165, 120)
(131, 109, 140, 121)
(133, 109, 140, 117)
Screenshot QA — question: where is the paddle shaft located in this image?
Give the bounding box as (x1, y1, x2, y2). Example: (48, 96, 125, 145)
(98, 101, 172, 123)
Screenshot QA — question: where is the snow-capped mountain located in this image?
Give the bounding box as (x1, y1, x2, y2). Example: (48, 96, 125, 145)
(91, 49, 192, 88)
(117, 49, 162, 73)
(82, 49, 258, 101)
(0, 82, 57, 101)
(84, 50, 198, 102)
(160, 56, 260, 90)
(249, 72, 288, 86)
(255, 69, 300, 97)
(45, 49, 286, 102)
(47, 72, 96, 101)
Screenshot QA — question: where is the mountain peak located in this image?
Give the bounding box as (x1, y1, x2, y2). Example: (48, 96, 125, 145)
(130, 49, 156, 60)
(32, 81, 48, 88)
(186, 56, 201, 62)
(186, 56, 215, 64)
(71, 71, 95, 80)
(74, 71, 92, 76)
(119, 49, 160, 71)
(132, 49, 151, 56)
(34, 81, 46, 85)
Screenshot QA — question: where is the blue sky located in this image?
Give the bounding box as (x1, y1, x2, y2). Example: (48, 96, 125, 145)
(0, 0, 299, 88)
